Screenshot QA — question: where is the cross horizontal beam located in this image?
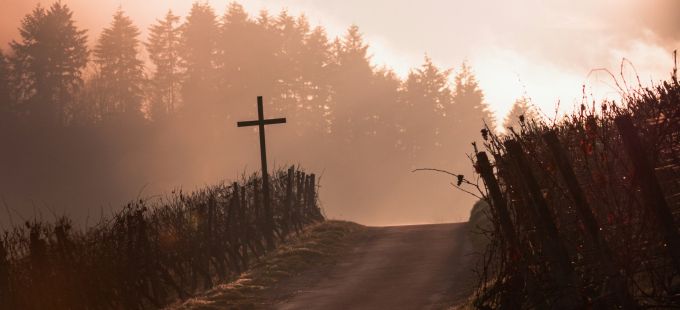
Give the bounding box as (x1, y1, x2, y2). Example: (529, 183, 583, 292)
(237, 118, 287, 127)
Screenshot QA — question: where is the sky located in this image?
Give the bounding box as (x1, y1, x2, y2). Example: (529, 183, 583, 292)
(1, 1, 679, 226)
(1, 0, 678, 126)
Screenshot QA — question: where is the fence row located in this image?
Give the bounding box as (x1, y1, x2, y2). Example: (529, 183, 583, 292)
(472, 80, 680, 308)
(0, 166, 323, 309)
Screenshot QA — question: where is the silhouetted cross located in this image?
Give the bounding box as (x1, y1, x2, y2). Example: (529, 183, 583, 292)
(237, 96, 286, 250)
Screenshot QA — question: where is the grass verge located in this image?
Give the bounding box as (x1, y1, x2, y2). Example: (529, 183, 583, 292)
(169, 220, 366, 309)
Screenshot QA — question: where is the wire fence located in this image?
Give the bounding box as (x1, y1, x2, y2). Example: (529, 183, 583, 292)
(0, 166, 323, 309)
(469, 76, 680, 308)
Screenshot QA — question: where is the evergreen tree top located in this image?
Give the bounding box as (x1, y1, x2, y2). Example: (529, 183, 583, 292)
(12, 2, 88, 65)
(95, 9, 142, 66)
(342, 25, 369, 55)
(8, 2, 88, 125)
(146, 10, 181, 57)
(223, 2, 249, 24)
(503, 97, 538, 130)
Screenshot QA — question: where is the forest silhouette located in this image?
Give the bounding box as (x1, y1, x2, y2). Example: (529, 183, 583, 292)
(0, 2, 503, 226)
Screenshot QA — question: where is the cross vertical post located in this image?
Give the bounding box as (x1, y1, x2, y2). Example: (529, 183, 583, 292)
(256, 97, 273, 250)
(237, 96, 286, 250)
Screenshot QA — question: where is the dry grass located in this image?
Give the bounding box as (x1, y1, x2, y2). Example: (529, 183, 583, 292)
(170, 220, 366, 309)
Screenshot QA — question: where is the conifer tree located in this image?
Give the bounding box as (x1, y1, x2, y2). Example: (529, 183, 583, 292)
(301, 26, 331, 90)
(274, 11, 304, 95)
(10, 3, 88, 125)
(94, 9, 145, 120)
(368, 67, 400, 144)
(220, 2, 252, 81)
(146, 10, 182, 120)
(219, 3, 266, 119)
(403, 57, 453, 116)
(452, 61, 496, 135)
(181, 2, 219, 118)
(70, 75, 104, 125)
(298, 25, 333, 134)
(330, 25, 374, 142)
(399, 56, 453, 158)
(335, 25, 372, 80)
(503, 97, 538, 131)
(272, 12, 312, 133)
(0, 51, 11, 118)
(250, 9, 283, 100)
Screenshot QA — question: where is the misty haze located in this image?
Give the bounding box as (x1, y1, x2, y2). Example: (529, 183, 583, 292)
(0, 1, 678, 309)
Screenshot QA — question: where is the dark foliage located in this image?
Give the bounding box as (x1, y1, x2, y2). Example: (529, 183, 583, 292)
(8, 2, 88, 126)
(93, 9, 146, 121)
(469, 76, 680, 308)
(0, 166, 322, 309)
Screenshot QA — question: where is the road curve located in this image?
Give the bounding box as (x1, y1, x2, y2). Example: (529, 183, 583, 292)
(272, 223, 474, 310)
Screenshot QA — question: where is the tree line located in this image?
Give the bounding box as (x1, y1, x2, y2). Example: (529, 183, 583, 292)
(0, 2, 507, 147)
(0, 2, 534, 222)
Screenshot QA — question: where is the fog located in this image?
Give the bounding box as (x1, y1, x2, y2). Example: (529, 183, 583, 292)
(0, 1, 676, 227)
(3, 0, 678, 117)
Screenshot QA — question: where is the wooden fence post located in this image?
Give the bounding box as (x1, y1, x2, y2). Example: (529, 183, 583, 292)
(253, 180, 261, 229)
(309, 174, 317, 219)
(505, 140, 573, 272)
(0, 240, 10, 309)
(615, 114, 680, 272)
(206, 196, 213, 249)
(235, 183, 250, 268)
(505, 139, 581, 308)
(296, 171, 305, 229)
(476, 151, 547, 308)
(543, 131, 604, 245)
(284, 166, 295, 236)
(476, 151, 523, 308)
(543, 130, 635, 308)
(476, 151, 521, 253)
(228, 182, 243, 272)
(240, 184, 247, 241)
(203, 196, 214, 288)
(252, 181, 264, 255)
(304, 174, 311, 219)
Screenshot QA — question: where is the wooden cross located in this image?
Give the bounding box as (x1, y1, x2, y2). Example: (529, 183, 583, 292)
(237, 96, 286, 250)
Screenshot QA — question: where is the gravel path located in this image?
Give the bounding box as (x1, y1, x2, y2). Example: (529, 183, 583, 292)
(270, 223, 474, 310)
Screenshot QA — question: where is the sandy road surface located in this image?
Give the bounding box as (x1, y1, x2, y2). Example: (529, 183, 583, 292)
(269, 223, 474, 310)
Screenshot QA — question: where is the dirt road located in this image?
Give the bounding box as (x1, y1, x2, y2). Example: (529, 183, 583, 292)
(269, 223, 475, 310)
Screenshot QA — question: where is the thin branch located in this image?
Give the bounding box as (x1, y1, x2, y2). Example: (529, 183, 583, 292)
(450, 182, 483, 199)
(411, 168, 477, 186)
